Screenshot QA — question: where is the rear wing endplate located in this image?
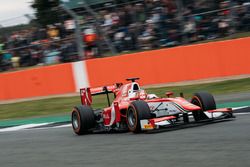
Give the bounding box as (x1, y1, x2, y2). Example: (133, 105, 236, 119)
(80, 84, 122, 106)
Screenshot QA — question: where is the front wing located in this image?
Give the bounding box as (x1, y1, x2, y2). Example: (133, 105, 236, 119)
(140, 108, 234, 131)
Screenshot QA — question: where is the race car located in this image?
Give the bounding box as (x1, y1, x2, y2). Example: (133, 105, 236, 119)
(71, 78, 234, 135)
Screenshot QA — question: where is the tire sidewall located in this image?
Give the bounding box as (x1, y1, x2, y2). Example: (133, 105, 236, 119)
(191, 92, 216, 121)
(71, 105, 95, 135)
(72, 108, 82, 134)
(127, 104, 139, 132)
(192, 92, 216, 111)
(127, 100, 151, 133)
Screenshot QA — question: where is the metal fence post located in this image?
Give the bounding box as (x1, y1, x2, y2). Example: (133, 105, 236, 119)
(176, 0, 187, 44)
(81, 1, 117, 55)
(229, 0, 237, 34)
(60, 4, 85, 60)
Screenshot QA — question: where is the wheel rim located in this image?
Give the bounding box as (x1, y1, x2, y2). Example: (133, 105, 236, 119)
(128, 108, 136, 128)
(72, 111, 79, 129)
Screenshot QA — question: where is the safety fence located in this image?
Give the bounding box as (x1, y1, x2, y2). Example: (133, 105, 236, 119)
(0, 37, 250, 101)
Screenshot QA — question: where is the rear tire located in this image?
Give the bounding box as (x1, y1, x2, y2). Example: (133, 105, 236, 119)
(126, 100, 151, 133)
(71, 105, 96, 135)
(191, 92, 216, 121)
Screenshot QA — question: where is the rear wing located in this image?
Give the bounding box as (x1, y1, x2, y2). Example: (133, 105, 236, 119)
(90, 85, 116, 95)
(80, 83, 122, 106)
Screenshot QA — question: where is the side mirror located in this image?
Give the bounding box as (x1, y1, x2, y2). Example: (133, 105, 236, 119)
(166, 92, 174, 97)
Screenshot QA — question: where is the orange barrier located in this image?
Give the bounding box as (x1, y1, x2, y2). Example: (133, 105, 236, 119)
(1, 37, 250, 101)
(86, 37, 250, 87)
(0, 63, 75, 100)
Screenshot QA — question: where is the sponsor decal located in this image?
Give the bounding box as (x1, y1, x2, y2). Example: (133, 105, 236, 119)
(144, 124, 154, 129)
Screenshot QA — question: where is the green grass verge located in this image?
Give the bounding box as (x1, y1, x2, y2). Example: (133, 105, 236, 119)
(146, 77, 250, 98)
(1, 77, 250, 121)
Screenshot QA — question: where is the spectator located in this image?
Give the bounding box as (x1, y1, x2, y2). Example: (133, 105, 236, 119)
(2, 0, 250, 72)
(134, 3, 147, 23)
(114, 28, 126, 52)
(138, 20, 157, 49)
(19, 48, 32, 67)
(60, 40, 78, 62)
(183, 18, 197, 42)
(0, 50, 12, 71)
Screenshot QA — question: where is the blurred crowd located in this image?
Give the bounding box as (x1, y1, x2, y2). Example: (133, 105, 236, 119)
(1, 0, 250, 72)
(99, 0, 250, 51)
(0, 25, 79, 72)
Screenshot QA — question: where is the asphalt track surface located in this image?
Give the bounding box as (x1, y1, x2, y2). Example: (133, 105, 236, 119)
(0, 113, 249, 167)
(1, 92, 250, 167)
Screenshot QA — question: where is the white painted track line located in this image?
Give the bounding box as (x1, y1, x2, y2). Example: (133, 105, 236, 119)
(0, 123, 50, 132)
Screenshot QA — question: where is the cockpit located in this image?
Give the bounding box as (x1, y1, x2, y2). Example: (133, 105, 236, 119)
(128, 83, 158, 100)
(128, 82, 141, 98)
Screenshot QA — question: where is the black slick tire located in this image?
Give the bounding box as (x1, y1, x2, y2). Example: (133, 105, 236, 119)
(71, 105, 96, 135)
(191, 92, 216, 121)
(126, 100, 151, 133)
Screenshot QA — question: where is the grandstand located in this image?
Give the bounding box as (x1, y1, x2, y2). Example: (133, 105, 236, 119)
(0, 0, 250, 72)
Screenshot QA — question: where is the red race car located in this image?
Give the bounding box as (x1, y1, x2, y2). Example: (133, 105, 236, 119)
(71, 78, 234, 135)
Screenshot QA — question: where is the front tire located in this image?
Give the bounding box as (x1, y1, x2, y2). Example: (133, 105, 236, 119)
(191, 92, 216, 121)
(71, 105, 96, 135)
(126, 101, 151, 133)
